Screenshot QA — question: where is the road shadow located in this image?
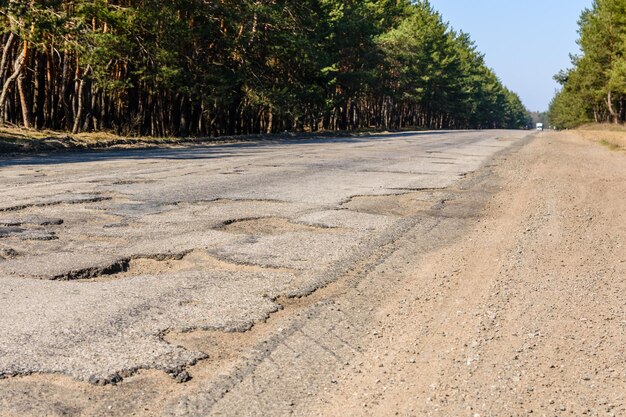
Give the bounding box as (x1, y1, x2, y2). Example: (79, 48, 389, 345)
(0, 130, 467, 168)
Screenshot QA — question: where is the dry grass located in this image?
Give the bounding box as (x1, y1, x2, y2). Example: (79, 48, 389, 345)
(0, 125, 274, 155)
(598, 139, 621, 151)
(0, 126, 80, 141)
(577, 122, 626, 132)
(0, 125, 182, 144)
(574, 124, 626, 151)
(0, 125, 399, 155)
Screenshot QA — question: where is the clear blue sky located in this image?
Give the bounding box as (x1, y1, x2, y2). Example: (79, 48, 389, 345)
(430, 0, 592, 112)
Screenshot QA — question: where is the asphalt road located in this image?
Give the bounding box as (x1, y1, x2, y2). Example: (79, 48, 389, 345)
(0, 130, 532, 409)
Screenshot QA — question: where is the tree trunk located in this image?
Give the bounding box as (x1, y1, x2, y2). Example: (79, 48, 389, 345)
(0, 47, 25, 123)
(72, 77, 84, 133)
(266, 108, 273, 134)
(179, 94, 190, 137)
(17, 73, 31, 128)
(72, 66, 92, 134)
(35, 51, 46, 129)
(607, 90, 619, 124)
(61, 50, 72, 130)
(0, 33, 15, 82)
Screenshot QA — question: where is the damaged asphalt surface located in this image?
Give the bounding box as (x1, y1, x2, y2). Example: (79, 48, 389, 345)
(0, 130, 536, 414)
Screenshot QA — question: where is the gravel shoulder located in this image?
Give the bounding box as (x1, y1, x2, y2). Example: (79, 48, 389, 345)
(313, 130, 626, 416)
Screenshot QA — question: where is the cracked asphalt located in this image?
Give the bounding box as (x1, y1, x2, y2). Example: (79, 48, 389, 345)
(0, 130, 530, 389)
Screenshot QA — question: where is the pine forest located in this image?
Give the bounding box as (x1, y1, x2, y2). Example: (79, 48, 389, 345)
(550, 0, 626, 129)
(0, 0, 531, 137)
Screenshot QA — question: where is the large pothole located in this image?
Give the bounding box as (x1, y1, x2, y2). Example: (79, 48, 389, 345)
(73, 250, 295, 282)
(0, 227, 58, 241)
(342, 191, 446, 217)
(123, 250, 293, 278)
(218, 217, 339, 235)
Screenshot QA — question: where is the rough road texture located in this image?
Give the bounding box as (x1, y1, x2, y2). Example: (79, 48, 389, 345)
(1, 130, 624, 416)
(0, 131, 525, 383)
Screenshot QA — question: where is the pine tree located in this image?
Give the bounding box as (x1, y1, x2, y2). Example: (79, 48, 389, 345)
(0, 0, 530, 136)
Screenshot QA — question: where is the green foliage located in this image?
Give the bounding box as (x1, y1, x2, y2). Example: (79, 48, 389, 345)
(550, 0, 626, 128)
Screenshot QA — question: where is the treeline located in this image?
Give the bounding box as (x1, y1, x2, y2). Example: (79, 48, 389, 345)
(550, 0, 626, 129)
(0, 0, 530, 137)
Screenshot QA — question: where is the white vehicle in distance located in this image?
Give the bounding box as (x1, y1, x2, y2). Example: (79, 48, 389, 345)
(536, 123, 544, 131)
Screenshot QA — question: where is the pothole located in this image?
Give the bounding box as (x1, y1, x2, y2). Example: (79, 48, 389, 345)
(0, 227, 58, 241)
(161, 295, 319, 386)
(111, 179, 156, 185)
(342, 192, 445, 217)
(121, 250, 284, 277)
(0, 247, 19, 260)
(427, 199, 482, 219)
(0, 194, 112, 212)
(72, 250, 294, 282)
(218, 217, 338, 235)
(164, 329, 257, 365)
(0, 217, 64, 227)
(0, 216, 64, 241)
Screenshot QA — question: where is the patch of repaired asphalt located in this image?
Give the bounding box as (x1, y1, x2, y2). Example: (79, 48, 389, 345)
(0, 269, 296, 383)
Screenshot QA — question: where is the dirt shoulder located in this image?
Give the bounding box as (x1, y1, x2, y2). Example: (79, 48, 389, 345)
(313, 130, 626, 416)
